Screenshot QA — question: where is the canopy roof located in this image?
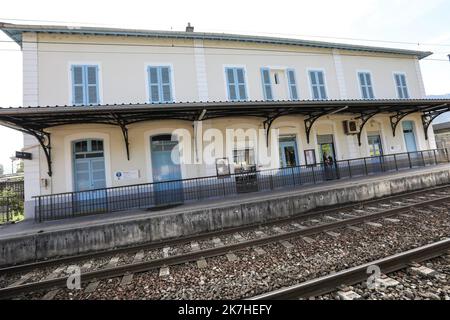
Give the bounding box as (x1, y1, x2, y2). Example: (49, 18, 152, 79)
(1, 99, 448, 177)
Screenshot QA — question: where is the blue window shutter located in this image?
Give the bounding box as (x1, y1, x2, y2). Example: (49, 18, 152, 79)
(160, 66, 172, 102)
(261, 68, 273, 100)
(394, 74, 409, 99)
(236, 68, 247, 100)
(72, 65, 85, 105)
(86, 65, 99, 104)
(225, 68, 237, 101)
(287, 69, 298, 100)
(309, 71, 318, 99)
(316, 71, 327, 100)
(148, 66, 160, 102)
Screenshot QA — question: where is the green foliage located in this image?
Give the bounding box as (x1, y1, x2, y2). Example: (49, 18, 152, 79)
(0, 188, 24, 223)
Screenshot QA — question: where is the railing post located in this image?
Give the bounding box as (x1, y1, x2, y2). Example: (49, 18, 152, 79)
(407, 152, 412, 168)
(348, 160, 352, 178)
(420, 151, 425, 167)
(38, 196, 42, 223)
(433, 149, 437, 165)
(364, 158, 368, 176)
(394, 154, 398, 171)
(311, 165, 316, 184)
(291, 167, 296, 186)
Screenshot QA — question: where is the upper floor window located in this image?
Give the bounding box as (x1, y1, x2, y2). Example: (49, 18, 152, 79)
(309, 70, 327, 100)
(71, 65, 99, 105)
(287, 69, 299, 100)
(148, 66, 173, 103)
(394, 73, 409, 99)
(225, 67, 247, 101)
(261, 68, 273, 101)
(358, 72, 375, 99)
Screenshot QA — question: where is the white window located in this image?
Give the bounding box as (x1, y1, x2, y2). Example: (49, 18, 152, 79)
(233, 148, 255, 166)
(358, 72, 375, 99)
(309, 70, 327, 100)
(71, 65, 99, 105)
(147, 66, 173, 103)
(394, 73, 409, 99)
(225, 67, 247, 101)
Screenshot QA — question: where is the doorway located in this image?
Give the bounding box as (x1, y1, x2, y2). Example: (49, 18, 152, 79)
(367, 133, 384, 172)
(279, 136, 299, 168)
(317, 134, 338, 180)
(402, 121, 417, 152)
(72, 139, 107, 212)
(150, 135, 184, 206)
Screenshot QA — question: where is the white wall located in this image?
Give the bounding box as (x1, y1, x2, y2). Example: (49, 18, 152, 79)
(34, 33, 424, 105)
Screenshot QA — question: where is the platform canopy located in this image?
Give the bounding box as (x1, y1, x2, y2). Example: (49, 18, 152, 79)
(0, 99, 449, 176)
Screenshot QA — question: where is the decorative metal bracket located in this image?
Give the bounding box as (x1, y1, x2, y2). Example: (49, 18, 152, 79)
(111, 114, 130, 161)
(25, 129, 52, 177)
(355, 110, 382, 146)
(304, 109, 334, 144)
(389, 110, 417, 137)
(262, 108, 295, 147)
(422, 106, 450, 140)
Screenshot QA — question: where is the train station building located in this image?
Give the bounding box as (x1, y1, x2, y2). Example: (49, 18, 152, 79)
(0, 22, 449, 221)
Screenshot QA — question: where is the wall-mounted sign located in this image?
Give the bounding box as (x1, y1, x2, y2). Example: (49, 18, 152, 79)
(304, 149, 316, 166)
(15, 151, 32, 160)
(114, 170, 140, 181)
(215, 158, 230, 177)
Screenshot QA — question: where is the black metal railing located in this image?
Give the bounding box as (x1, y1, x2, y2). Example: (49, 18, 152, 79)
(34, 148, 450, 222)
(0, 180, 24, 200)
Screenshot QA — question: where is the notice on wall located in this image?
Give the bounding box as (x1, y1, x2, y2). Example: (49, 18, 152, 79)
(114, 170, 140, 181)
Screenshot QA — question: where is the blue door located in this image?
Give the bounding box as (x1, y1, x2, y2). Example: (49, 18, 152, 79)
(402, 121, 417, 152)
(368, 134, 383, 172)
(278, 137, 301, 186)
(73, 140, 107, 213)
(151, 135, 183, 206)
(279, 139, 299, 168)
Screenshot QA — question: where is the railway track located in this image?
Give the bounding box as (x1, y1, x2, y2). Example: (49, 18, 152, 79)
(249, 238, 450, 300)
(2, 183, 450, 277)
(1, 186, 450, 299)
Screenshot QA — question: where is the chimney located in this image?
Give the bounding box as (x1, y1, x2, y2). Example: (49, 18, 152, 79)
(186, 22, 194, 32)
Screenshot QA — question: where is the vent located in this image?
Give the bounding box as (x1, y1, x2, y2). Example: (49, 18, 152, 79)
(343, 120, 359, 134)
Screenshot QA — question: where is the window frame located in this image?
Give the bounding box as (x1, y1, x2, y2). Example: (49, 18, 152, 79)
(307, 69, 328, 100)
(224, 65, 249, 102)
(393, 72, 410, 99)
(146, 64, 175, 103)
(260, 67, 273, 101)
(70, 63, 101, 106)
(286, 68, 299, 100)
(357, 70, 375, 100)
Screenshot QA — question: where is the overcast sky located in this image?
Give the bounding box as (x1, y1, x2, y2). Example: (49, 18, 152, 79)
(0, 0, 449, 173)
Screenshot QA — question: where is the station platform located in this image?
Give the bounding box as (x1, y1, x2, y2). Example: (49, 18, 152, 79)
(1, 164, 450, 266)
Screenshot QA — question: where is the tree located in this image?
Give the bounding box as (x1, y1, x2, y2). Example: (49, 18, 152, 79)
(0, 164, 3, 176)
(16, 161, 24, 174)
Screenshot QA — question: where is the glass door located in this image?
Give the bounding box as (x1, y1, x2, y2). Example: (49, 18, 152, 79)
(279, 137, 299, 168)
(151, 135, 184, 206)
(317, 134, 338, 180)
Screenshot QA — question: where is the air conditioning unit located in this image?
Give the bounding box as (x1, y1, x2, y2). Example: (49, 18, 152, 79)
(343, 120, 359, 135)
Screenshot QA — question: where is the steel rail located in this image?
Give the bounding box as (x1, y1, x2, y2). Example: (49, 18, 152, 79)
(249, 238, 450, 300)
(0, 193, 449, 299)
(2, 183, 450, 275)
